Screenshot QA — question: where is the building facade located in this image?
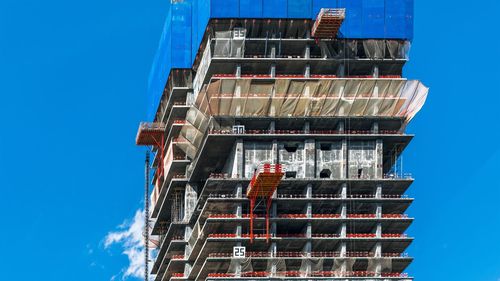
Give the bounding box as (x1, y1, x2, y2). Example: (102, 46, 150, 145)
(137, 1, 427, 281)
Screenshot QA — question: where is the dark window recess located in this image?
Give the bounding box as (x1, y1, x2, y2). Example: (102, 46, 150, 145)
(284, 144, 298, 153)
(320, 169, 332, 179)
(285, 171, 297, 178)
(320, 143, 332, 151)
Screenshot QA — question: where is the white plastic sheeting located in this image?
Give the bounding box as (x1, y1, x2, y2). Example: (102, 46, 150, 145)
(197, 78, 428, 122)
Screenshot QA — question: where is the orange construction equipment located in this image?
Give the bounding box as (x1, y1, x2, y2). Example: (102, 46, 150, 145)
(311, 8, 346, 39)
(246, 163, 285, 242)
(136, 122, 166, 184)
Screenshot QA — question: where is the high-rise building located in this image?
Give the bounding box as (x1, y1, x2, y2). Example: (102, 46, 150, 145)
(137, 1, 428, 281)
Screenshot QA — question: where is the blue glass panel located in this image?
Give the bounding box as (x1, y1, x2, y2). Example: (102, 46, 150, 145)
(263, 0, 287, 18)
(171, 2, 192, 67)
(211, 0, 239, 18)
(362, 0, 384, 38)
(240, 0, 263, 18)
(405, 0, 414, 40)
(338, 0, 362, 38)
(288, 0, 312, 18)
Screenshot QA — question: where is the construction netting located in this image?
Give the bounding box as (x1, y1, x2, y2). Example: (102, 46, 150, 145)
(197, 78, 428, 120)
(174, 77, 427, 166)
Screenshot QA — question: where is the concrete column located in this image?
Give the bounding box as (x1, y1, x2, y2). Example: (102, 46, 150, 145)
(186, 91, 195, 106)
(303, 241, 312, 257)
(371, 121, 379, 134)
(304, 139, 315, 178)
(337, 63, 345, 77)
(236, 183, 243, 198)
(272, 140, 278, 164)
(341, 183, 347, 199)
(341, 222, 347, 238)
(269, 121, 276, 133)
(376, 223, 382, 238)
(236, 223, 242, 238)
(270, 242, 277, 258)
(270, 45, 276, 58)
(305, 183, 313, 198)
(306, 222, 312, 238)
(374, 242, 382, 257)
(374, 242, 383, 277)
(270, 63, 276, 78)
(236, 204, 242, 218)
(372, 65, 379, 78)
(304, 121, 310, 133)
(340, 242, 347, 257)
(376, 139, 383, 179)
(375, 184, 382, 199)
(304, 63, 311, 78)
(184, 263, 192, 278)
(184, 226, 193, 256)
(236, 64, 241, 78)
(341, 203, 347, 219)
(337, 120, 345, 133)
(342, 139, 348, 179)
(271, 203, 277, 238)
(304, 44, 311, 59)
(232, 139, 244, 178)
(376, 204, 382, 219)
(306, 203, 312, 218)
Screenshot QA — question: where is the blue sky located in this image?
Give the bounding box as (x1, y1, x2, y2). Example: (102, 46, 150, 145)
(0, 0, 499, 280)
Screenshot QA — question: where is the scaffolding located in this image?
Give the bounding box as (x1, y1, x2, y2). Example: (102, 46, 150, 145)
(246, 163, 285, 242)
(312, 8, 346, 39)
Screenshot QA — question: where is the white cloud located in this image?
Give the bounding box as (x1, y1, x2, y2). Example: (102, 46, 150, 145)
(105, 209, 146, 280)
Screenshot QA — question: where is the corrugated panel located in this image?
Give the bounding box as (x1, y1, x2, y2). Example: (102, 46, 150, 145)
(362, 0, 385, 38)
(312, 0, 338, 17)
(211, 0, 239, 18)
(338, 0, 363, 37)
(263, 0, 287, 18)
(240, 0, 263, 18)
(288, 0, 312, 18)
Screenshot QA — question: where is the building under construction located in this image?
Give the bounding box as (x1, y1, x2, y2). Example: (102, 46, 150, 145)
(137, 1, 428, 280)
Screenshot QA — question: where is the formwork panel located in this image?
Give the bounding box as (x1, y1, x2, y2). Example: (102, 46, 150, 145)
(279, 142, 306, 178)
(316, 142, 343, 179)
(348, 141, 376, 179)
(240, 0, 263, 18)
(244, 142, 274, 178)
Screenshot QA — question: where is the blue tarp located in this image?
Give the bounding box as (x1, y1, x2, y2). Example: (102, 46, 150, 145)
(147, 0, 414, 119)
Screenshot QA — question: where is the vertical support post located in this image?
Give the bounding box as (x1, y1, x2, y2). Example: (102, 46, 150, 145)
(304, 139, 315, 178)
(341, 139, 348, 179)
(144, 152, 150, 281)
(376, 139, 383, 179)
(232, 139, 244, 178)
(249, 197, 255, 243)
